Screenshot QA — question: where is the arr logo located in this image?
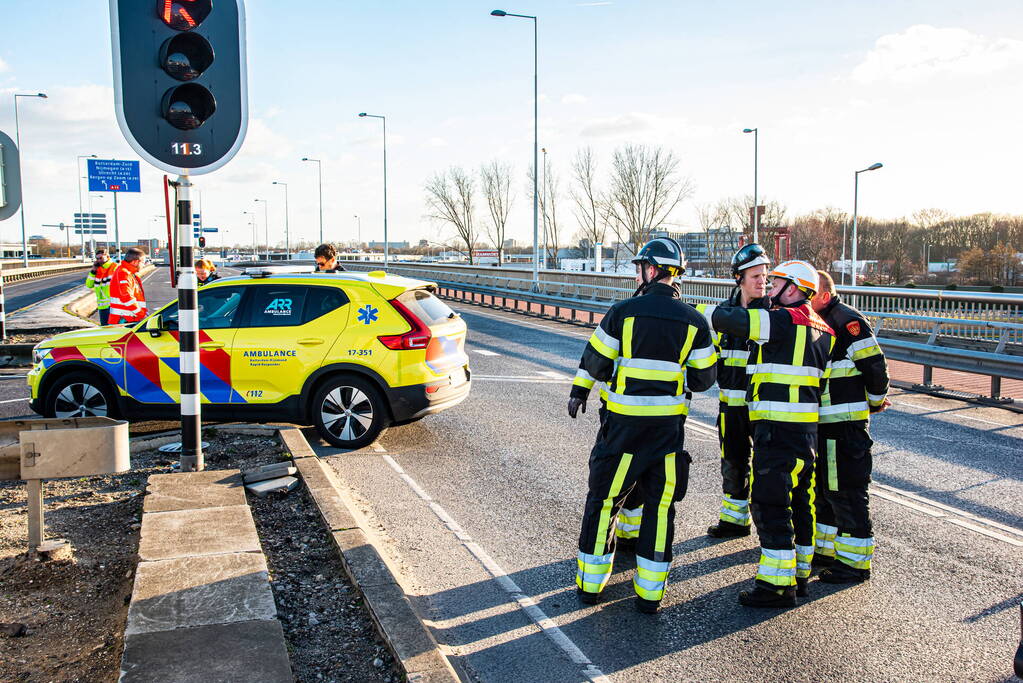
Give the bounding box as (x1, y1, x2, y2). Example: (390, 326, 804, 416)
(264, 298, 293, 316)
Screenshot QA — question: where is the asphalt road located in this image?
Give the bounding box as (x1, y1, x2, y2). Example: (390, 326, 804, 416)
(305, 300, 1023, 683)
(3, 270, 89, 315)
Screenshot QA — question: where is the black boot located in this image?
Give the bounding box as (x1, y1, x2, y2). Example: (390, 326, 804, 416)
(635, 597, 660, 614)
(707, 520, 752, 538)
(819, 564, 870, 584)
(796, 577, 809, 597)
(738, 586, 797, 608)
(577, 588, 601, 605)
(811, 554, 835, 569)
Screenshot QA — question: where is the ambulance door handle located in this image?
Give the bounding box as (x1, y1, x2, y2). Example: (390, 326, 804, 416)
(298, 338, 324, 346)
(199, 341, 225, 349)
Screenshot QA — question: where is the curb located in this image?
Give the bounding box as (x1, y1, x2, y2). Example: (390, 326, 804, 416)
(277, 428, 461, 683)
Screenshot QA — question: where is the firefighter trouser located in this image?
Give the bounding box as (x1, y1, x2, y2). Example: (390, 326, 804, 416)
(815, 422, 875, 571)
(577, 415, 691, 603)
(749, 422, 817, 589)
(717, 404, 753, 527)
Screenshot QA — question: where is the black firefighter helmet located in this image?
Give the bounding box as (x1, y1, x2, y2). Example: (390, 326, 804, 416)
(632, 237, 687, 278)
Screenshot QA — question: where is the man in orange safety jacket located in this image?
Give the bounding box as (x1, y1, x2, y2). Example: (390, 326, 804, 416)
(108, 248, 148, 324)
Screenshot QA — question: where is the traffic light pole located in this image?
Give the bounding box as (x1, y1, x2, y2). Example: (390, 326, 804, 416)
(174, 174, 203, 472)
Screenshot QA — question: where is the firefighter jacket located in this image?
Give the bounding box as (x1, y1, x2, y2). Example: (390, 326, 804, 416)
(702, 300, 835, 430)
(84, 260, 117, 310)
(570, 282, 717, 418)
(818, 295, 889, 423)
(108, 261, 147, 323)
(696, 291, 771, 408)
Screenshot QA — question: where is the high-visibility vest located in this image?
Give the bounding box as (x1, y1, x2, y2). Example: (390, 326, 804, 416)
(108, 262, 147, 323)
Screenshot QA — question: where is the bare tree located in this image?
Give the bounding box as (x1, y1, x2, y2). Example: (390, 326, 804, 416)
(480, 160, 513, 265)
(570, 147, 608, 260)
(604, 145, 694, 255)
(425, 167, 478, 264)
(716, 195, 788, 235)
(527, 158, 563, 268)
(696, 202, 729, 275)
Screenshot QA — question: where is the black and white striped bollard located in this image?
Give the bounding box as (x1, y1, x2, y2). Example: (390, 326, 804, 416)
(175, 174, 203, 472)
(0, 270, 6, 342)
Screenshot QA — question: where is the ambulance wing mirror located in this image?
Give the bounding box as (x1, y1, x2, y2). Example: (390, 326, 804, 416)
(146, 315, 163, 338)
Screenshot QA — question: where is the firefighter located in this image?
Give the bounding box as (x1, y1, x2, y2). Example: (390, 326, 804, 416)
(314, 243, 346, 272)
(568, 238, 717, 613)
(811, 270, 890, 583)
(701, 260, 835, 607)
(85, 248, 117, 325)
(699, 243, 772, 539)
(108, 247, 148, 324)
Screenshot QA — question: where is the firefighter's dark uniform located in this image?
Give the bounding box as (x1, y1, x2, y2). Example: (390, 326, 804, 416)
(571, 282, 717, 603)
(704, 300, 835, 590)
(696, 291, 771, 530)
(814, 295, 889, 574)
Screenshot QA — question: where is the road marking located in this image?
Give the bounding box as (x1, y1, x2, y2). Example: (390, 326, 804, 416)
(893, 400, 1021, 428)
(872, 483, 1023, 539)
(473, 375, 572, 383)
(536, 371, 569, 379)
(473, 349, 500, 356)
(380, 454, 608, 682)
(0, 375, 28, 380)
(944, 518, 1023, 546)
(0, 397, 28, 404)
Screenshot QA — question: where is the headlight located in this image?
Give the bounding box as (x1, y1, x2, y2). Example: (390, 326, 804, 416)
(32, 345, 52, 365)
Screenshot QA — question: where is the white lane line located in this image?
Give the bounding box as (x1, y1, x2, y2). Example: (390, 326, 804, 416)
(870, 489, 946, 517)
(0, 375, 28, 380)
(0, 397, 28, 404)
(873, 483, 1023, 539)
(380, 454, 608, 682)
(536, 371, 569, 379)
(893, 400, 1021, 429)
(944, 518, 1023, 547)
(473, 375, 572, 383)
(473, 349, 501, 356)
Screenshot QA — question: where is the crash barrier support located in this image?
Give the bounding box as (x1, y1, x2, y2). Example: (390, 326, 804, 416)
(342, 263, 1023, 403)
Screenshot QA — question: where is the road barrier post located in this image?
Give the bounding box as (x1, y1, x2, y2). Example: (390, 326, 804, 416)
(174, 175, 203, 472)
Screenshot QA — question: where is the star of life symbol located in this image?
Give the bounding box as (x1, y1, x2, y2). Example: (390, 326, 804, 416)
(358, 305, 379, 325)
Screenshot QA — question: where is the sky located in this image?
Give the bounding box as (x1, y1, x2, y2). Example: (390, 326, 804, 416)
(1, 0, 1021, 251)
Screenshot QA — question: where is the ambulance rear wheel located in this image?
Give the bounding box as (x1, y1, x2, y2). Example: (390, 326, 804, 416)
(46, 371, 118, 419)
(312, 376, 388, 449)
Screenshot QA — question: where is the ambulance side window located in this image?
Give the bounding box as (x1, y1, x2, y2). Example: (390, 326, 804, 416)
(242, 285, 309, 328)
(302, 286, 349, 325)
(161, 287, 246, 330)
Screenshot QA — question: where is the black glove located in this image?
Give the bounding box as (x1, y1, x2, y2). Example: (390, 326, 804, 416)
(567, 397, 586, 419)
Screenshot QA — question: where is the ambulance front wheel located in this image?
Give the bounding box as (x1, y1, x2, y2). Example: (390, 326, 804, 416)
(45, 371, 119, 419)
(312, 375, 388, 449)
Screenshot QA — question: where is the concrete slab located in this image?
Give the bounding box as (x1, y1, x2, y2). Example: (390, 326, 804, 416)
(306, 485, 359, 531)
(279, 428, 316, 458)
(143, 470, 245, 513)
(126, 552, 276, 635)
(242, 463, 297, 484)
(292, 453, 335, 491)
(245, 475, 299, 498)
(139, 505, 260, 561)
(361, 582, 459, 683)
(120, 619, 293, 683)
(331, 528, 397, 588)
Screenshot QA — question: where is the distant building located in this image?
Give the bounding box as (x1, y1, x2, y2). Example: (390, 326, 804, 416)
(367, 240, 410, 250)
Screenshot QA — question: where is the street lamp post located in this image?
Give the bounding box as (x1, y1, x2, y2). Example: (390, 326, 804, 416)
(254, 198, 269, 258)
(272, 181, 290, 259)
(491, 9, 539, 287)
(301, 158, 323, 245)
(851, 162, 883, 287)
(354, 215, 361, 248)
(742, 127, 758, 243)
(242, 210, 256, 259)
(14, 92, 47, 266)
(358, 113, 388, 267)
(76, 154, 97, 258)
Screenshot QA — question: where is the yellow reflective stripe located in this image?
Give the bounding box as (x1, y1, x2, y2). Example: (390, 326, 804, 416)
(606, 402, 690, 417)
(655, 452, 677, 554)
(677, 325, 697, 394)
(851, 344, 883, 361)
(755, 373, 820, 387)
(588, 328, 619, 361)
(748, 308, 760, 342)
(790, 457, 804, 489)
(617, 366, 682, 382)
(826, 439, 838, 491)
(594, 453, 633, 556)
(616, 317, 635, 394)
(749, 409, 817, 423)
(790, 325, 806, 404)
(723, 357, 748, 367)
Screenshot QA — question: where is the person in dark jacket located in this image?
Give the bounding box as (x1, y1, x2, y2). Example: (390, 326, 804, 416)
(697, 243, 772, 539)
(569, 238, 717, 613)
(702, 260, 835, 607)
(315, 243, 346, 272)
(811, 270, 889, 583)
(195, 258, 220, 286)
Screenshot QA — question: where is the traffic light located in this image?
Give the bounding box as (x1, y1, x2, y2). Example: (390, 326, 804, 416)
(198, 236, 207, 249)
(110, 0, 248, 175)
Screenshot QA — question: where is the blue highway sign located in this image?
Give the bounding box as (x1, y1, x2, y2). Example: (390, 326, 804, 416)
(87, 159, 141, 193)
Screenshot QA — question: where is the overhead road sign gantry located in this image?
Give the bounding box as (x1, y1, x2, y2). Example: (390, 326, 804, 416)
(109, 0, 248, 176)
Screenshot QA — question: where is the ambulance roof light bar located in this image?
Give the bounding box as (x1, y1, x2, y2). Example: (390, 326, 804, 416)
(243, 265, 317, 278)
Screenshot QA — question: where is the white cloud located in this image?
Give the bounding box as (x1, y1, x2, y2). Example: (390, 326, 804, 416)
(0, 57, 9, 73)
(424, 137, 446, 148)
(853, 25, 1023, 83)
(561, 93, 587, 105)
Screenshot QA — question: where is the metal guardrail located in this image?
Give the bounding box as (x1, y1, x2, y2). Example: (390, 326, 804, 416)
(344, 261, 1023, 398)
(346, 261, 1023, 345)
